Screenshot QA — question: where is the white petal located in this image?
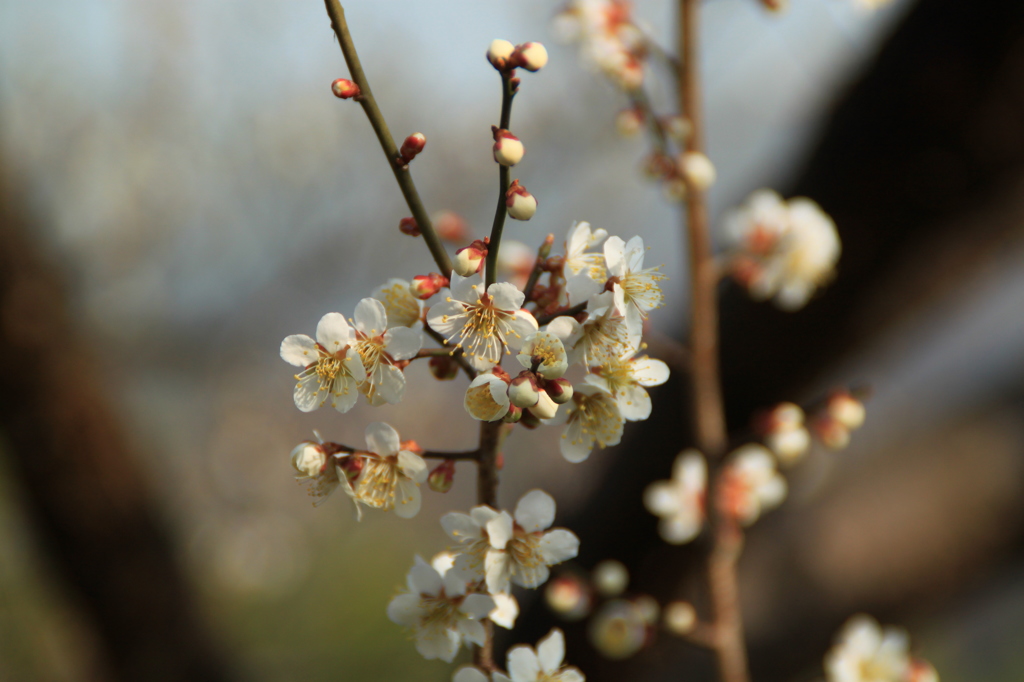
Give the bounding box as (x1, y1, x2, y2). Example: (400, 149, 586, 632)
(408, 555, 443, 595)
(565, 271, 603, 305)
(364, 421, 400, 456)
(536, 629, 566, 674)
(514, 489, 556, 532)
(394, 479, 423, 519)
(504, 310, 539, 350)
(293, 374, 323, 412)
(492, 674, 513, 682)
(387, 593, 424, 627)
(661, 516, 702, 544)
(489, 592, 519, 629)
(513, 563, 549, 589)
(458, 618, 487, 647)
(315, 312, 353, 350)
(450, 272, 483, 303)
(329, 375, 360, 414)
(630, 357, 670, 386)
(674, 451, 707, 488)
(426, 298, 467, 340)
(487, 512, 514, 549)
(280, 334, 317, 367)
(485, 549, 512, 594)
(460, 593, 497, 620)
(603, 236, 626, 276)
(559, 668, 585, 682)
(538, 529, 580, 565)
(383, 326, 422, 360)
(398, 451, 429, 484)
(354, 297, 388, 336)
(623, 235, 646, 271)
(487, 281, 526, 311)
(617, 384, 652, 421)
(443, 567, 467, 596)
(560, 420, 593, 463)
(441, 512, 479, 542)
(415, 628, 460, 662)
(470, 505, 501, 528)
(453, 667, 490, 682)
(344, 347, 367, 383)
(507, 646, 542, 682)
(372, 364, 406, 404)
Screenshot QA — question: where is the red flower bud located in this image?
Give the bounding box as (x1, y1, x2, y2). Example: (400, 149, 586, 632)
(399, 132, 426, 164)
(399, 216, 420, 237)
(331, 78, 360, 99)
(428, 459, 456, 493)
(428, 355, 459, 381)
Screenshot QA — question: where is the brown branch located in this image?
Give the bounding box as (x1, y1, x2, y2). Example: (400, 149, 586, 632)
(473, 419, 503, 671)
(421, 449, 481, 461)
(424, 326, 477, 379)
(523, 233, 555, 303)
(484, 71, 516, 288)
(536, 301, 587, 326)
(323, 0, 453, 276)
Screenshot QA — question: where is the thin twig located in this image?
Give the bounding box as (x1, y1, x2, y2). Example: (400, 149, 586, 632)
(523, 234, 555, 303)
(536, 301, 587, 326)
(421, 449, 481, 461)
(484, 71, 516, 288)
(630, 85, 671, 158)
(323, 0, 453, 276)
(424, 326, 477, 380)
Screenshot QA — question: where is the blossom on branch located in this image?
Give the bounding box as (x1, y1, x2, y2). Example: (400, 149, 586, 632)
(350, 422, 428, 518)
(824, 614, 938, 682)
(604, 235, 666, 326)
(644, 449, 707, 544)
(552, 383, 625, 462)
(351, 298, 422, 405)
(372, 278, 424, 328)
(280, 313, 366, 413)
(584, 350, 669, 421)
(717, 444, 787, 526)
(506, 628, 585, 682)
(547, 291, 640, 367)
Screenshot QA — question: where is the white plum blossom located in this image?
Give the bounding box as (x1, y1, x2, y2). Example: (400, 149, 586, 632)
(453, 667, 512, 682)
(547, 291, 640, 367)
(644, 450, 707, 544)
(584, 351, 670, 421)
(387, 556, 495, 662)
(489, 591, 519, 629)
(290, 440, 342, 506)
(553, 383, 625, 463)
(824, 615, 912, 682)
(280, 313, 366, 413)
(464, 369, 512, 422)
(351, 298, 422, 405)
(372, 278, 424, 328)
(428, 273, 538, 371)
(718, 444, 787, 526)
(761, 401, 811, 466)
(442, 489, 579, 594)
(562, 221, 608, 304)
(604, 235, 666, 326)
(554, 0, 646, 91)
(506, 628, 585, 682)
(352, 422, 428, 518)
(725, 190, 840, 311)
(517, 331, 569, 380)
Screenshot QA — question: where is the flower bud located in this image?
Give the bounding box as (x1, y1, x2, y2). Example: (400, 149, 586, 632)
(589, 600, 647, 660)
(633, 595, 660, 625)
(492, 127, 524, 166)
(428, 355, 459, 380)
(765, 427, 810, 466)
(760, 0, 788, 11)
(502, 404, 523, 424)
(454, 243, 487, 277)
(399, 216, 420, 237)
(545, 573, 592, 621)
(681, 151, 716, 190)
(432, 210, 469, 243)
(663, 601, 697, 635)
(529, 389, 559, 420)
(508, 371, 541, 409)
(546, 377, 574, 404)
(291, 442, 327, 478)
(410, 272, 449, 299)
(593, 560, 629, 598)
(399, 132, 426, 163)
(514, 42, 548, 72)
(662, 115, 691, 142)
(506, 179, 538, 221)
(428, 459, 456, 493)
(643, 152, 676, 180)
(519, 409, 542, 429)
(337, 454, 364, 484)
(615, 108, 644, 137)
(812, 415, 850, 450)
(487, 39, 516, 69)
(827, 390, 865, 430)
(331, 78, 360, 99)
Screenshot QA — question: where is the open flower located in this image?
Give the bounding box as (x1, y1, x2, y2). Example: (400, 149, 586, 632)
(604, 236, 665, 326)
(464, 369, 512, 422)
(825, 615, 911, 682)
(280, 313, 367, 413)
(562, 221, 608, 303)
(717, 445, 787, 526)
(585, 351, 670, 421)
(644, 450, 707, 544)
(428, 273, 538, 371)
(351, 298, 422, 405)
(352, 422, 428, 518)
(547, 291, 640, 367)
(442, 489, 579, 594)
(291, 440, 342, 506)
(387, 556, 495, 662)
(506, 629, 584, 682)
(372, 278, 424, 328)
(554, 383, 625, 463)
(517, 331, 569, 380)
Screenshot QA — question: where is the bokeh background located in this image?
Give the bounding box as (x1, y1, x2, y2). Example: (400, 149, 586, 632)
(1, 0, 1023, 681)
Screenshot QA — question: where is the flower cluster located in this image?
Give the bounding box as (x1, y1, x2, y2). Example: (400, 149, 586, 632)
(724, 189, 841, 311)
(455, 628, 584, 682)
(553, 0, 648, 91)
(825, 615, 939, 682)
(757, 389, 868, 465)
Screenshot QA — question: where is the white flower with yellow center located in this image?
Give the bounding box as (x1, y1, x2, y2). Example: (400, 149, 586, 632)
(718, 445, 787, 526)
(464, 369, 512, 422)
(352, 422, 428, 518)
(547, 291, 641, 367)
(387, 556, 495, 663)
(517, 331, 569, 380)
(350, 298, 421, 406)
(506, 629, 585, 682)
(825, 615, 911, 682)
(372, 278, 423, 328)
(290, 440, 342, 506)
(280, 313, 366, 413)
(427, 273, 538, 372)
(604, 235, 666, 326)
(552, 383, 625, 463)
(562, 221, 608, 304)
(441, 489, 579, 595)
(644, 450, 707, 544)
(584, 351, 669, 421)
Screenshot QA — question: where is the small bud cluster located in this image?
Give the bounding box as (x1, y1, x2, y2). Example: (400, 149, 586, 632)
(487, 40, 549, 73)
(757, 388, 867, 464)
(554, 1, 648, 90)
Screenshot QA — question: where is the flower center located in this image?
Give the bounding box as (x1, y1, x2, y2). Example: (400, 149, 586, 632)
(419, 593, 461, 630)
(315, 350, 345, 387)
(571, 393, 622, 448)
(379, 283, 420, 327)
(355, 334, 390, 375)
(356, 455, 400, 510)
(595, 356, 633, 394)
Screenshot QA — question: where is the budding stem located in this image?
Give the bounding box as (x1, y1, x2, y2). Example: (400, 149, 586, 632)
(484, 71, 516, 288)
(535, 301, 588, 326)
(323, 0, 453, 277)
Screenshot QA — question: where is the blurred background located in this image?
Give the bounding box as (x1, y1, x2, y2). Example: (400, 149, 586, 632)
(1, 0, 1023, 680)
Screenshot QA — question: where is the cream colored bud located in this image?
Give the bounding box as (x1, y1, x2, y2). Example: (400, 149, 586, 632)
(547, 377, 574, 404)
(615, 109, 643, 137)
(592, 560, 629, 597)
(766, 426, 810, 466)
(681, 152, 716, 190)
(517, 42, 548, 71)
(493, 135, 525, 166)
(508, 374, 541, 409)
(291, 442, 326, 478)
(487, 39, 515, 68)
(507, 190, 537, 221)
(453, 247, 484, 277)
(589, 600, 646, 660)
(664, 601, 697, 635)
(530, 389, 559, 420)
(828, 393, 866, 430)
